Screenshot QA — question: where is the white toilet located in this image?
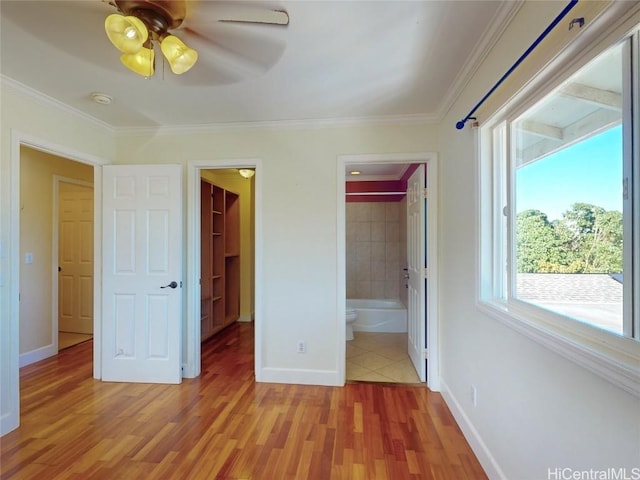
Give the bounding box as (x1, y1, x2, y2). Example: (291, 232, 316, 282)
(346, 308, 357, 341)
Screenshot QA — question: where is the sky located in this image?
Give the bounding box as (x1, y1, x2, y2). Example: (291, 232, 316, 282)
(515, 125, 623, 221)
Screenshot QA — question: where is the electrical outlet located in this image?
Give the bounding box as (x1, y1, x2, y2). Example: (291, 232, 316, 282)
(471, 385, 478, 407)
(297, 341, 306, 353)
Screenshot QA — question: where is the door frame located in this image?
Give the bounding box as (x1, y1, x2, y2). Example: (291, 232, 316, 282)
(337, 152, 440, 390)
(4, 130, 107, 435)
(186, 159, 262, 379)
(53, 176, 94, 346)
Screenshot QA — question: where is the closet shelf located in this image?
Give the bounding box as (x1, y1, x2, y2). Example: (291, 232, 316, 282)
(201, 178, 240, 342)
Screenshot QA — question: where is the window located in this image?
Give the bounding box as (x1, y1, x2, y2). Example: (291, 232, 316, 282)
(479, 23, 640, 395)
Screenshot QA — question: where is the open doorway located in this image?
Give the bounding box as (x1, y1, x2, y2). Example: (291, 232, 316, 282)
(200, 168, 255, 334)
(19, 146, 95, 365)
(338, 153, 439, 389)
(193, 166, 256, 374)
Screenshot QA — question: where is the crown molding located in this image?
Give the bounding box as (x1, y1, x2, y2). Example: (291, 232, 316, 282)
(436, 0, 525, 120)
(1, 73, 438, 135)
(2, 3, 522, 139)
(1, 75, 115, 134)
(113, 112, 439, 137)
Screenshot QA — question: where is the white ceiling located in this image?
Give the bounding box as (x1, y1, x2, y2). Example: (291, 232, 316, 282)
(1, 0, 512, 178)
(0, 0, 511, 128)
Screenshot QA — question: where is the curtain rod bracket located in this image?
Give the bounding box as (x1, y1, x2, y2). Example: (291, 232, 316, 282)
(456, 117, 476, 130)
(569, 17, 585, 30)
(455, 0, 579, 131)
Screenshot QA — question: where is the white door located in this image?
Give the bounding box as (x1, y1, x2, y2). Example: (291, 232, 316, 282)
(102, 165, 182, 383)
(58, 182, 94, 334)
(407, 164, 426, 382)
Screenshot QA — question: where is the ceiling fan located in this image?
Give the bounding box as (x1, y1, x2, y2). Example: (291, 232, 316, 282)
(103, 0, 289, 78)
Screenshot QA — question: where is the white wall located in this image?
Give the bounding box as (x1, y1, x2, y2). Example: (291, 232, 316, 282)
(114, 124, 438, 383)
(437, 2, 640, 478)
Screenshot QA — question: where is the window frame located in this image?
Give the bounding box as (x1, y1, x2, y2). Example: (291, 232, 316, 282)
(477, 8, 640, 397)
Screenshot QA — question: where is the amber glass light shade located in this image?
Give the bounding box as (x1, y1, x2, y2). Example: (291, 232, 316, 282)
(120, 45, 155, 77)
(105, 14, 148, 54)
(160, 35, 198, 74)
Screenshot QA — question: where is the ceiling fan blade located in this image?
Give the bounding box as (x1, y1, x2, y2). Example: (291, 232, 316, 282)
(177, 25, 286, 83)
(218, 8, 289, 26)
(184, 2, 289, 27)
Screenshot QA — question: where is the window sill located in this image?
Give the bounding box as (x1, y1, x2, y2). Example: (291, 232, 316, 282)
(477, 299, 640, 398)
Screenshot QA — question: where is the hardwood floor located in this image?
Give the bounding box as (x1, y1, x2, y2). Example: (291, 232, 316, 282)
(1, 323, 487, 479)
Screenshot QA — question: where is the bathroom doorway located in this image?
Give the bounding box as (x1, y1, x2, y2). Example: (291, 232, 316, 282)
(338, 153, 439, 389)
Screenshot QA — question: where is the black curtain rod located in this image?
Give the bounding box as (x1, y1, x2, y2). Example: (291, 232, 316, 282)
(456, 0, 580, 130)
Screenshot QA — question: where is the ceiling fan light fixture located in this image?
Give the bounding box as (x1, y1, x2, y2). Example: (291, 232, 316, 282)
(105, 14, 148, 53)
(160, 35, 198, 74)
(120, 43, 155, 77)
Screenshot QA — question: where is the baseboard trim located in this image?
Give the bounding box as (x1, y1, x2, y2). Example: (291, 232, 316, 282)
(259, 367, 340, 386)
(440, 379, 506, 480)
(19, 344, 56, 367)
(1, 410, 19, 436)
(238, 314, 253, 323)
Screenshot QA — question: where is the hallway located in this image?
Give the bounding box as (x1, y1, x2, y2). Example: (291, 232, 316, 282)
(1, 322, 486, 479)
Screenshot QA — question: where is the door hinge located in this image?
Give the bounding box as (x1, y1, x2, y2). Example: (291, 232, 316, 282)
(423, 349, 429, 359)
(623, 177, 628, 200)
(422, 267, 428, 278)
(422, 188, 429, 199)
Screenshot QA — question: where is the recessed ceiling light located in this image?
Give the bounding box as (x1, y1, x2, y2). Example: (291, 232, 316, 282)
(91, 92, 113, 105)
(349, 171, 361, 175)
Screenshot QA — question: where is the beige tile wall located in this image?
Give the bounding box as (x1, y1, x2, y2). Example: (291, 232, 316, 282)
(346, 202, 407, 300)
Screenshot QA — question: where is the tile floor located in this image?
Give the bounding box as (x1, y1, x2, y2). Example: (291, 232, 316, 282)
(346, 331, 422, 383)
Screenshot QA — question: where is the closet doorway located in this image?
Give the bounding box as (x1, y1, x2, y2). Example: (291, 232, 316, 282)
(198, 168, 256, 364)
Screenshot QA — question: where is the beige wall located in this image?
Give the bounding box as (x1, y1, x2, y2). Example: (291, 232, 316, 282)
(19, 147, 93, 353)
(201, 169, 255, 320)
(1, 84, 112, 433)
(346, 201, 405, 300)
(114, 123, 437, 374)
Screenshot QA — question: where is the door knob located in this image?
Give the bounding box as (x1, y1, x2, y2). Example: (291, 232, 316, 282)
(161, 281, 178, 289)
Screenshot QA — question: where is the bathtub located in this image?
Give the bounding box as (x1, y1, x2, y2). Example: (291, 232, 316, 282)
(347, 299, 407, 333)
